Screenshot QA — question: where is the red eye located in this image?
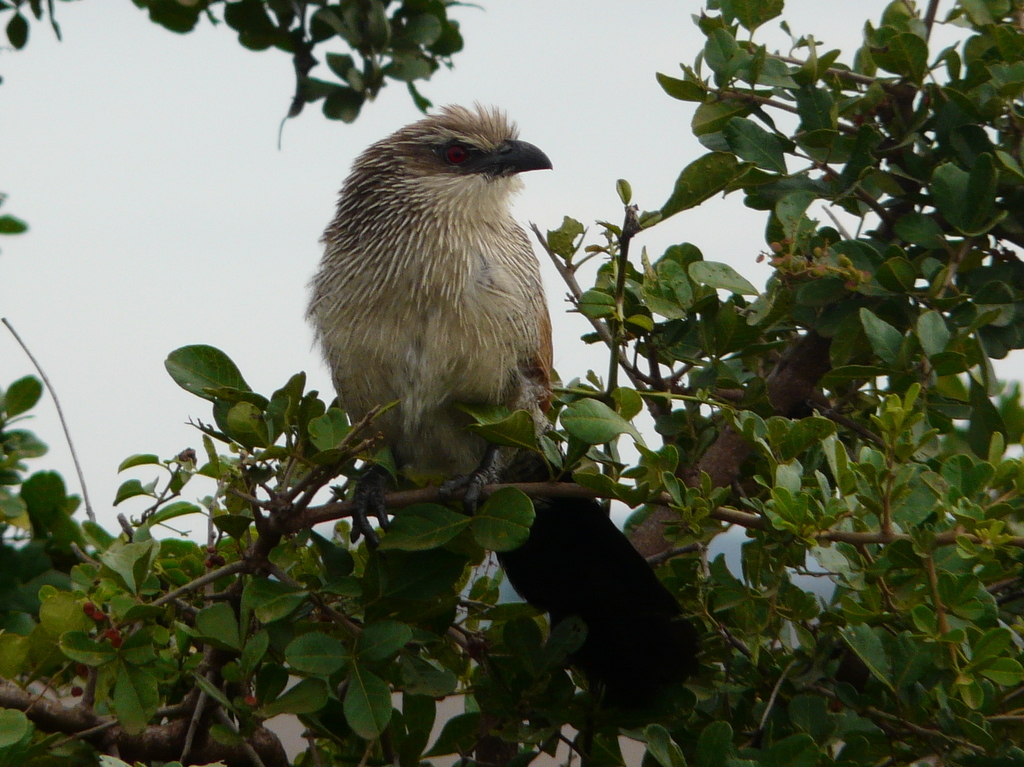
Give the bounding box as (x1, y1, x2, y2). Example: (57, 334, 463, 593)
(445, 145, 468, 164)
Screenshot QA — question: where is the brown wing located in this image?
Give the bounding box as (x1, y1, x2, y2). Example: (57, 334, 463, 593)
(521, 302, 554, 413)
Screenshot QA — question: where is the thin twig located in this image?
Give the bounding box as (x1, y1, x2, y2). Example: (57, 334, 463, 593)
(772, 53, 877, 85)
(296, 480, 1024, 549)
(180, 689, 209, 764)
(117, 513, 134, 542)
(215, 709, 268, 767)
(150, 559, 249, 608)
(49, 719, 118, 750)
(2, 318, 95, 523)
(607, 205, 641, 394)
(809, 684, 984, 753)
(646, 543, 701, 567)
(923, 0, 941, 40)
(530, 223, 647, 391)
(71, 543, 100, 566)
(751, 659, 798, 744)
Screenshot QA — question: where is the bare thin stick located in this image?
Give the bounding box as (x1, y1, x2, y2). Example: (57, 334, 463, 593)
(215, 709, 269, 767)
(2, 318, 96, 523)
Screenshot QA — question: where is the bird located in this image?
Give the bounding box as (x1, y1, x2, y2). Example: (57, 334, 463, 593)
(307, 104, 698, 707)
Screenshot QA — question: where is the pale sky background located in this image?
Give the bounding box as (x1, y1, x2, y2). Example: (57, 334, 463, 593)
(2, 0, 1016, 537)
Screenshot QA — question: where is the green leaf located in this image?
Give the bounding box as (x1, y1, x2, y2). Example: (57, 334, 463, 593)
(425, 712, 481, 757)
(113, 663, 159, 735)
(0, 708, 30, 748)
(212, 514, 253, 539)
(225, 401, 270, 448)
(789, 695, 832, 742)
(841, 624, 894, 690)
(612, 387, 644, 421)
(616, 178, 633, 205)
(3, 376, 43, 417)
(379, 504, 470, 551)
(39, 591, 93, 636)
(917, 311, 951, 357)
(971, 627, 1012, 662)
(356, 620, 413, 662)
(894, 212, 945, 248)
(0, 634, 28, 679)
(561, 398, 644, 446)
(723, 0, 783, 31)
(775, 190, 816, 244)
(472, 487, 535, 552)
(689, 261, 759, 295)
(644, 257, 694, 318)
(240, 630, 269, 678)
(977, 657, 1024, 686)
(308, 408, 351, 450)
(762, 734, 819, 767)
(323, 87, 364, 122)
(165, 345, 251, 401)
(692, 100, 751, 136)
(400, 657, 458, 697)
(796, 86, 835, 132)
(546, 216, 584, 259)
(144, 500, 201, 529)
(344, 664, 392, 739)
(661, 152, 742, 219)
(723, 117, 787, 173)
(874, 256, 916, 292)
(656, 72, 704, 101)
(859, 308, 904, 366)
(464, 409, 538, 451)
(6, 12, 28, 49)
(241, 578, 308, 624)
(0, 214, 29, 234)
(113, 478, 149, 506)
(311, 531, 354, 580)
(696, 721, 733, 767)
(59, 631, 118, 666)
(285, 631, 348, 675)
(931, 156, 1004, 235)
(645, 723, 687, 767)
(117, 454, 161, 472)
(100, 539, 159, 593)
(196, 602, 242, 651)
(262, 677, 330, 716)
(578, 289, 616, 319)
(871, 31, 928, 83)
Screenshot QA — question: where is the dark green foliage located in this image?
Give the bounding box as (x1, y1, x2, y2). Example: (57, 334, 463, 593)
(4, 2, 1024, 766)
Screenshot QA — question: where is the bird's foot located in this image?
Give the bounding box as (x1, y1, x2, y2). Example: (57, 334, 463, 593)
(351, 464, 391, 546)
(440, 444, 501, 515)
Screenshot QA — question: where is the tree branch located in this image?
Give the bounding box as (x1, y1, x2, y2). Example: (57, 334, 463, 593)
(2, 317, 96, 523)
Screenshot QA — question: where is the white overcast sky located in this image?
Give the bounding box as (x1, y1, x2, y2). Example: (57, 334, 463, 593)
(2, 1, 1017, 535)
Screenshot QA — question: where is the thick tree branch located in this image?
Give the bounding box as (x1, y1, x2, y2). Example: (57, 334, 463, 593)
(631, 331, 833, 557)
(289, 479, 1024, 550)
(0, 682, 286, 767)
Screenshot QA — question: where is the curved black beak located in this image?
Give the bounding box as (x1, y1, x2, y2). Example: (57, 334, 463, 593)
(486, 139, 553, 176)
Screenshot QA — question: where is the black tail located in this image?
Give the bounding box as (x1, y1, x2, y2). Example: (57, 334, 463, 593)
(498, 496, 699, 708)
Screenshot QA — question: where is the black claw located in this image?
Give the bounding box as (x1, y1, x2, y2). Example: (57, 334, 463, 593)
(440, 444, 502, 515)
(351, 465, 391, 546)
(461, 472, 488, 515)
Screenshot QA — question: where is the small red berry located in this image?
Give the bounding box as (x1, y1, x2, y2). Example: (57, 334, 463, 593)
(109, 635, 123, 649)
(243, 695, 258, 706)
(76, 664, 89, 678)
(71, 686, 84, 697)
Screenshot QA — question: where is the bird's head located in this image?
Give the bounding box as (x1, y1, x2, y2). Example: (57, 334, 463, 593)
(343, 104, 551, 224)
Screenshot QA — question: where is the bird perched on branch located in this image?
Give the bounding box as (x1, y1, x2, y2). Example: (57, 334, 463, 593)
(308, 104, 697, 707)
